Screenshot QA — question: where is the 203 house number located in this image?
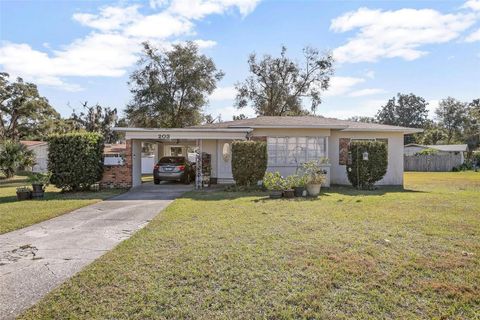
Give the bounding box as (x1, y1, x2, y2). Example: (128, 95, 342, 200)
(158, 134, 171, 139)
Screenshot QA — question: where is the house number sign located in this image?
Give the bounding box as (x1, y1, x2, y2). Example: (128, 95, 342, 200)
(158, 134, 171, 139)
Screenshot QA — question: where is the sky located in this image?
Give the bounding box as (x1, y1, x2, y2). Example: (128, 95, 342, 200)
(0, 0, 479, 121)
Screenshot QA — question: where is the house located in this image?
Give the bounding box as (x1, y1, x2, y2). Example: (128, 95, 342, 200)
(20, 140, 48, 173)
(404, 144, 468, 159)
(106, 116, 422, 188)
(404, 144, 469, 171)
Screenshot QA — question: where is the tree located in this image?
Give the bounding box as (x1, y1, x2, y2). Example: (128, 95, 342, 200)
(235, 46, 334, 116)
(347, 116, 376, 123)
(0, 73, 59, 141)
(71, 102, 119, 143)
(435, 97, 468, 144)
(376, 93, 429, 128)
(0, 140, 35, 178)
(420, 126, 447, 145)
(233, 114, 247, 120)
(464, 98, 480, 150)
(126, 41, 224, 128)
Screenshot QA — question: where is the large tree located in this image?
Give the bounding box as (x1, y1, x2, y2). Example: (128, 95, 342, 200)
(71, 102, 119, 143)
(435, 97, 468, 144)
(235, 46, 334, 116)
(0, 73, 59, 141)
(126, 41, 224, 128)
(376, 93, 429, 128)
(464, 98, 480, 149)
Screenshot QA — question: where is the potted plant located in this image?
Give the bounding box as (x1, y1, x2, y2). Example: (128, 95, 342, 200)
(302, 160, 327, 197)
(28, 172, 51, 199)
(16, 186, 32, 201)
(288, 174, 307, 197)
(263, 172, 285, 199)
(283, 175, 296, 198)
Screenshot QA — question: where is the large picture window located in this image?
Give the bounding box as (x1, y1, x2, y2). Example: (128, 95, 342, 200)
(267, 137, 326, 165)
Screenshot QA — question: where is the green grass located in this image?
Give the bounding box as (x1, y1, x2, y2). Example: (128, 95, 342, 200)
(0, 175, 125, 234)
(20, 172, 480, 319)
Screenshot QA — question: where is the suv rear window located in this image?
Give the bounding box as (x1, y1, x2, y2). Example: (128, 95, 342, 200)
(158, 157, 186, 164)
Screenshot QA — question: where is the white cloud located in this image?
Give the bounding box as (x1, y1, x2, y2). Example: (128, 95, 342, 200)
(331, 7, 477, 63)
(210, 86, 237, 101)
(193, 39, 218, 48)
(365, 70, 375, 79)
(349, 88, 386, 97)
(462, 0, 480, 11)
(465, 28, 480, 42)
(323, 76, 365, 97)
(319, 98, 386, 119)
(0, 0, 261, 91)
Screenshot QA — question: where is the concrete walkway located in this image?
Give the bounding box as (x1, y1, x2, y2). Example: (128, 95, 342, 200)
(0, 182, 192, 319)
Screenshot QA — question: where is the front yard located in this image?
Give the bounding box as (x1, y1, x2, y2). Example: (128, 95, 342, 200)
(20, 172, 480, 319)
(0, 175, 124, 234)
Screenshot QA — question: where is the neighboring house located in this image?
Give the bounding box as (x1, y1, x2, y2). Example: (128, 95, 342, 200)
(106, 116, 421, 188)
(20, 141, 48, 173)
(404, 144, 468, 162)
(104, 143, 126, 166)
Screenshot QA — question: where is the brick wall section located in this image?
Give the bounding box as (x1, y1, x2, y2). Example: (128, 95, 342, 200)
(100, 139, 133, 188)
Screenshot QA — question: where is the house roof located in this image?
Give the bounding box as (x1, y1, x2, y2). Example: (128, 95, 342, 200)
(190, 116, 423, 133)
(405, 144, 469, 152)
(20, 140, 47, 147)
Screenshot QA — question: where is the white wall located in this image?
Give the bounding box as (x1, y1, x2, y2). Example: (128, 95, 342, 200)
(132, 140, 142, 187)
(141, 156, 155, 174)
(328, 131, 404, 185)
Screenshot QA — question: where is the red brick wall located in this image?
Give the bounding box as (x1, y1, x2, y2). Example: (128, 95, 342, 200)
(100, 140, 133, 188)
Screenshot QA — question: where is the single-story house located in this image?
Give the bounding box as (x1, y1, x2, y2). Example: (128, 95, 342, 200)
(20, 140, 48, 173)
(404, 144, 468, 158)
(106, 116, 421, 189)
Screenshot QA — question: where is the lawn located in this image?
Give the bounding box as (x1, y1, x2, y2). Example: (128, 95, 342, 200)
(0, 175, 125, 234)
(20, 172, 480, 319)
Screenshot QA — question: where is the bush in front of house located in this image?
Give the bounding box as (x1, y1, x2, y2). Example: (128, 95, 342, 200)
(48, 132, 104, 191)
(232, 140, 267, 186)
(346, 140, 388, 189)
(0, 140, 36, 178)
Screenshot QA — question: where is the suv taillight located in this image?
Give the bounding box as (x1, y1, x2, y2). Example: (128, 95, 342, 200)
(154, 164, 159, 169)
(176, 165, 185, 171)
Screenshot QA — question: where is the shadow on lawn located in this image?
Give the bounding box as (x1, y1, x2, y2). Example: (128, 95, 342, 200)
(184, 185, 427, 202)
(0, 190, 125, 205)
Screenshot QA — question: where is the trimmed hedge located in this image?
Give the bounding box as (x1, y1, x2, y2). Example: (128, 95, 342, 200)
(346, 140, 388, 189)
(231, 141, 267, 186)
(48, 132, 104, 191)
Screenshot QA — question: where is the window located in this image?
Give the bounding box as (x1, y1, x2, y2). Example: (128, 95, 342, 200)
(267, 137, 326, 165)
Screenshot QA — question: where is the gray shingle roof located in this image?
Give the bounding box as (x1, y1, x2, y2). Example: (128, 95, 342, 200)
(191, 116, 421, 132)
(426, 144, 469, 152)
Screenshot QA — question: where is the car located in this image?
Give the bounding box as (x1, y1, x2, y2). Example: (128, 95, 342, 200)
(153, 156, 195, 185)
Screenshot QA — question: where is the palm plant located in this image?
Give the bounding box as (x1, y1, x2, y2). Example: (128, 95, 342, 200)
(0, 140, 36, 178)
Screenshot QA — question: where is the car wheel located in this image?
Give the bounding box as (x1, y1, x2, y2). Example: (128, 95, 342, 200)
(154, 179, 160, 185)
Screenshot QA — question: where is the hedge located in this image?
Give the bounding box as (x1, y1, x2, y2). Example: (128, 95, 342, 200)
(346, 140, 388, 189)
(48, 132, 104, 191)
(231, 140, 267, 186)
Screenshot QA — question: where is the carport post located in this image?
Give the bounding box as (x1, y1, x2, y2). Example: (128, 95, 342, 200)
(195, 139, 202, 190)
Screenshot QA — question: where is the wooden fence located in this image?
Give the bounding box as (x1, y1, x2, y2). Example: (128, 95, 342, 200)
(404, 154, 463, 172)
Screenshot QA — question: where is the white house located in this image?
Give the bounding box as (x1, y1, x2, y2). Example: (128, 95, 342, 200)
(20, 141, 49, 173)
(105, 116, 421, 188)
(404, 144, 468, 164)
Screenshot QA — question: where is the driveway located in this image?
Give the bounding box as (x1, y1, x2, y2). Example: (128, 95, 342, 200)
(0, 182, 192, 320)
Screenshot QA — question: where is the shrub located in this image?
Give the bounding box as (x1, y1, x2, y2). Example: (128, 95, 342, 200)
(263, 172, 286, 191)
(231, 140, 267, 186)
(48, 132, 104, 191)
(346, 141, 388, 189)
(416, 148, 438, 156)
(0, 140, 35, 178)
(302, 160, 327, 185)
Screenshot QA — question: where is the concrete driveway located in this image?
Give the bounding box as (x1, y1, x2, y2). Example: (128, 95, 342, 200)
(0, 182, 192, 320)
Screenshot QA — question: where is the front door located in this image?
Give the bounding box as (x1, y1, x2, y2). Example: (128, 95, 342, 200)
(217, 140, 233, 180)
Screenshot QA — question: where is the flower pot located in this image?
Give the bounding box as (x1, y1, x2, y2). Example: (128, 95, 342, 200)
(16, 191, 32, 201)
(294, 186, 305, 197)
(32, 183, 44, 193)
(269, 190, 283, 199)
(283, 189, 295, 198)
(306, 183, 321, 197)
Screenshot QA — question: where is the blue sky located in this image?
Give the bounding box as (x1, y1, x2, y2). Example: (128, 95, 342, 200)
(1, 0, 479, 121)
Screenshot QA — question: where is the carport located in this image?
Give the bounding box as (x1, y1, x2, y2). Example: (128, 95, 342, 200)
(107, 127, 251, 189)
